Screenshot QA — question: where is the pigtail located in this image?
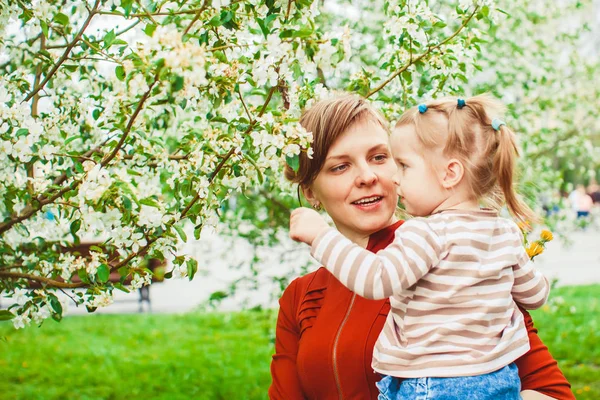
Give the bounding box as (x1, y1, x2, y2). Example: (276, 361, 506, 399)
(492, 124, 539, 223)
(446, 107, 467, 155)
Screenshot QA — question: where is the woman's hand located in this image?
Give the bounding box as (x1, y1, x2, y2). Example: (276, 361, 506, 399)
(520, 390, 556, 400)
(289, 207, 330, 246)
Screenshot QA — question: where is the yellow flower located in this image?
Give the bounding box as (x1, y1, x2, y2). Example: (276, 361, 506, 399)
(526, 242, 544, 259)
(540, 229, 553, 242)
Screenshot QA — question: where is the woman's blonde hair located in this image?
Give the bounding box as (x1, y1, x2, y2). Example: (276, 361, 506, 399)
(396, 94, 536, 223)
(284, 93, 389, 188)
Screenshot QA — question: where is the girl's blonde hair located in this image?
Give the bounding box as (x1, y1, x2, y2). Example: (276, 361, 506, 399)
(396, 94, 536, 223)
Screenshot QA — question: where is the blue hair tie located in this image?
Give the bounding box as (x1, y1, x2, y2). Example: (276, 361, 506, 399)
(418, 103, 428, 114)
(457, 98, 466, 109)
(491, 118, 506, 130)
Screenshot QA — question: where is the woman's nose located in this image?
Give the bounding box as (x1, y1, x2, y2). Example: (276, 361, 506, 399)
(355, 166, 378, 186)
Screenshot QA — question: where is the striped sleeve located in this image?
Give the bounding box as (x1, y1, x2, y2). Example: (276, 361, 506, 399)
(511, 228, 550, 310)
(310, 219, 442, 300)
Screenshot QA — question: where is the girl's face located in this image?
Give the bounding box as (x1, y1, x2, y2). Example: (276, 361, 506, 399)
(303, 119, 399, 244)
(390, 124, 448, 217)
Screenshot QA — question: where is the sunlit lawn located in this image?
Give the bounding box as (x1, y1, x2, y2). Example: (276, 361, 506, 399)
(0, 285, 598, 400)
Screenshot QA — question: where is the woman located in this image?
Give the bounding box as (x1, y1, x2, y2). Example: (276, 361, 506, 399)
(269, 94, 574, 399)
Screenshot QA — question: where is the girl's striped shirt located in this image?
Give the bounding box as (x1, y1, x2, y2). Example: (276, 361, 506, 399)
(310, 209, 549, 378)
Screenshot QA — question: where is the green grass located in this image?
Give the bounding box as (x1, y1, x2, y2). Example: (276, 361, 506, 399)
(0, 285, 598, 400)
(530, 284, 600, 399)
(0, 310, 277, 400)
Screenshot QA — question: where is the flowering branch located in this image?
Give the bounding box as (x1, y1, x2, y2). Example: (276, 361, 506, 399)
(0, 76, 159, 236)
(366, 6, 479, 98)
(24, 0, 100, 102)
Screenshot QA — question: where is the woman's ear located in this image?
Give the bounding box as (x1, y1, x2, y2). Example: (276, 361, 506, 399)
(301, 185, 319, 206)
(441, 158, 465, 189)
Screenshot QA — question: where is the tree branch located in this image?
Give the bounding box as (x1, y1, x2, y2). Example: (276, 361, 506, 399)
(366, 7, 478, 98)
(47, 20, 141, 50)
(285, 0, 294, 21)
(183, 0, 209, 36)
(100, 74, 160, 168)
(24, 0, 100, 102)
(0, 271, 86, 289)
(237, 87, 253, 121)
(96, 7, 209, 17)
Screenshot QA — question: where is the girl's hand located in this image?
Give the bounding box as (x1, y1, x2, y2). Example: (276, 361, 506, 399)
(289, 207, 330, 246)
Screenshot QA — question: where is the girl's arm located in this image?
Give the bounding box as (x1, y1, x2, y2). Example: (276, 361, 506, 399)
(511, 245, 550, 310)
(511, 224, 550, 310)
(269, 280, 306, 400)
(310, 219, 440, 300)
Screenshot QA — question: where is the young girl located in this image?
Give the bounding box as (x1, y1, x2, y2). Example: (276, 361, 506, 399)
(289, 95, 550, 399)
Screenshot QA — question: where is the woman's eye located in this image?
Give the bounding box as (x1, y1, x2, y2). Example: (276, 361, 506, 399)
(373, 154, 388, 162)
(331, 164, 348, 172)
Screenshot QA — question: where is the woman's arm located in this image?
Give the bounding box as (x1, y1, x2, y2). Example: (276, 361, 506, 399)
(269, 280, 306, 400)
(515, 308, 575, 400)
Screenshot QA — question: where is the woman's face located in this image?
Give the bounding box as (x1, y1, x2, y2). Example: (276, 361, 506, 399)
(303, 118, 399, 243)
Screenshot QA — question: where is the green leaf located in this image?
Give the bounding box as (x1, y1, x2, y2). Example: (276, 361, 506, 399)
(118, 266, 129, 277)
(53, 13, 69, 26)
(115, 65, 125, 81)
(16, 128, 29, 137)
(70, 219, 81, 242)
(211, 116, 228, 123)
(65, 136, 82, 145)
(0, 310, 14, 321)
(172, 75, 184, 92)
(114, 282, 130, 293)
(173, 256, 185, 266)
(48, 294, 63, 316)
(286, 154, 300, 172)
(97, 264, 110, 283)
(92, 109, 100, 120)
(89, 245, 103, 253)
(40, 20, 49, 37)
(480, 5, 490, 18)
(104, 29, 116, 48)
(121, 0, 134, 16)
(139, 197, 160, 207)
(144, 23, 157, 37)
(77, 268, 90, 284)
(186, 259, 198, 281)
(209, 291, 228, 302)
(173, 224, 187, 242)
(122, 196, 132, 210)
(257, 18, 269, 38)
